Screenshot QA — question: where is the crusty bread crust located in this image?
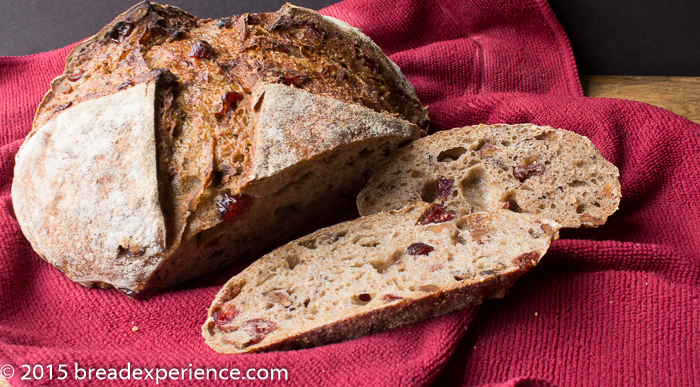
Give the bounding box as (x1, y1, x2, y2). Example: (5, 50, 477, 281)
(203, 202, 560, 353)
(12, 74, 169, 290)
(358, 124, 621, 228)
(12, 1, 425, 297)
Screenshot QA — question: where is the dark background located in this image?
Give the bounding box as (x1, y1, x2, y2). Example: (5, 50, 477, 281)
(0, 0, 698, 76)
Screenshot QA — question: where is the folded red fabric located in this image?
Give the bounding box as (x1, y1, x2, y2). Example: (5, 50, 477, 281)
(2, 0, 698, 386)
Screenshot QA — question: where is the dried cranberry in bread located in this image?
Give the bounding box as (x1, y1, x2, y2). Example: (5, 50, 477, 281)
(203, 202, 560, 353)
(358, 124, 621, 228)
(11, 2, 426, 298)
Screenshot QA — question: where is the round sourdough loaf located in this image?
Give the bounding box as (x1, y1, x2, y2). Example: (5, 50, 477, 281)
(12, 1, 426, 298)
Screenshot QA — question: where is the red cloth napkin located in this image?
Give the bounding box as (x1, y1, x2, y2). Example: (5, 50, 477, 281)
(2, 0, 699, 386)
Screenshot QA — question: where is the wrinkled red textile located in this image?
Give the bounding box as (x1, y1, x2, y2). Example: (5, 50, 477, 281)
(1, 0, 698, 386)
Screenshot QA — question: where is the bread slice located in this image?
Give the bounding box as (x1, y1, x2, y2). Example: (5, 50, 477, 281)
(203, 202, 560, 353)
(12, 2, 426, 298)
(357, 124, 621, 228)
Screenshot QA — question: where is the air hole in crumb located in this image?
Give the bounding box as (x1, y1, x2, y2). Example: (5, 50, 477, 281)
(411, 170, 423, 178)
(501, 140, 512, 147)
(568, 180, 587, 188)
(460, 167, 490, 210)
(534, 132, 551, 140)
(302, 298, 310, 308)
(354, 234, 380, 247)
(370, 249, 403, 273)
(286, 255, 301, 270)
(593, 201, 601, 208)
(576, 204, 586, 214)
(472, 140, 489, 151)
(437, 147, 467, 162)
(421, 179, 439, 202)
(503, 193, 523, 213)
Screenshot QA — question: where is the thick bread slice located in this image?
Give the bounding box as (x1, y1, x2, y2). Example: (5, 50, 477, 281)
(357, 124, 621, 228)
(13, 2, 425, 297)
(203, 202, 560, 353)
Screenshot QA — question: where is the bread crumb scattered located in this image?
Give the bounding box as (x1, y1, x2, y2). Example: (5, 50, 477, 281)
(534, 312, 539, 317)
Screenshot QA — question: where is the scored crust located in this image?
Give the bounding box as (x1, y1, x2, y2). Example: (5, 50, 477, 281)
(12, 74, 168, 289)
(203, 202, 560, 353)
(12, 1, 426, 297)
(357, 124, 621, 228)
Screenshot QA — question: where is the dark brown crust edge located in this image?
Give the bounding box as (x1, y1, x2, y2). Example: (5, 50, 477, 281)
(32, 1, 428, 137)
(268, 3, 426, 126)
(31, 2, 184, 138)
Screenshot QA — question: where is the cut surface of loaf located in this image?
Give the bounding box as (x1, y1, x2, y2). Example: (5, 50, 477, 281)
(12, 1, 426, 297)
(358, 124, 621, 228)
(203, 202, 560, 353)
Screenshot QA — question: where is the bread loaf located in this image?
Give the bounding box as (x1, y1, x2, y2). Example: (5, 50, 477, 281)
(11, 1, 427, 298)
(358, 124, 621, 228)
(203, 202, 560, 353)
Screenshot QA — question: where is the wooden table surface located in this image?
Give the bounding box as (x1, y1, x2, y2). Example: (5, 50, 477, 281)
(0, 75, 697, 387)
(581, 75, 700, 124)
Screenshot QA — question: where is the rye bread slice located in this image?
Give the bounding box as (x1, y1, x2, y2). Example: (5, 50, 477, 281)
(203, 202, 560, 353)
(357, 123, 621, 228)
